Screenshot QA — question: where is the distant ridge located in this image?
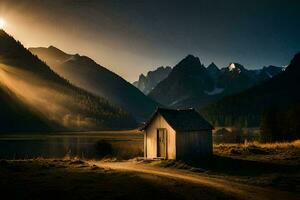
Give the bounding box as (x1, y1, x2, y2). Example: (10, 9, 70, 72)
(133, 66, 172, 95)
(29, 46, 157, 122)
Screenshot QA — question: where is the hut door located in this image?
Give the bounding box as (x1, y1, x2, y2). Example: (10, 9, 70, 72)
(157, 129, 167, 158)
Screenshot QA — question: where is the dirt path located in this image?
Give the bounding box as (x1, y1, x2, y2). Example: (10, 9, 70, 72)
(89, 160, 298, 200)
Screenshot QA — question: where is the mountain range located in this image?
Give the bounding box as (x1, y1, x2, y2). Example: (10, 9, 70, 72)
(0, 30, 136, 132)
(29, 46, 157, 122)
(133, 66, 172, 95)
(202, 52, 300, 127)
(145, 55, 283, 108)
(149, 55, 215, 107)
(0, 29, 297, 132)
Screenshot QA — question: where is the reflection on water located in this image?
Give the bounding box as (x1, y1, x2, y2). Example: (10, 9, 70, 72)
(0, 132, 143, 159)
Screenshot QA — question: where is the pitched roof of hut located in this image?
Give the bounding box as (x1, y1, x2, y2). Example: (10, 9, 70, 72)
(141, 108, 213, 131)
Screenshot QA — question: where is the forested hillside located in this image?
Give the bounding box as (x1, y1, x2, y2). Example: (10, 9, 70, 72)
(29, 46, 157, 122)
(0, 30, 136, 131)
(201, 52, 300, 134)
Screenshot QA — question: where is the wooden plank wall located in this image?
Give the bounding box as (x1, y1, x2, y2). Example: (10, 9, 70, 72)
(176, 131, 212, 160)
(145, 114, 176, 159)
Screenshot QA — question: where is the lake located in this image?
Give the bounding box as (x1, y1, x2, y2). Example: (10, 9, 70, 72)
(0, 128, 262, 160)
(0, 131, 144, 160)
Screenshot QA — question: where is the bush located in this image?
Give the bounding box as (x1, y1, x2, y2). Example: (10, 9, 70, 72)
(94, 140, 113, 158)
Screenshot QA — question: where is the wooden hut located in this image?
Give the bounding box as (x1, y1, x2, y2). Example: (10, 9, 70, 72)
(141, 108, 213, 160)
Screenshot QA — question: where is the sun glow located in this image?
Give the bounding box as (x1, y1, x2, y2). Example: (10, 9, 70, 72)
(0, 18, 6, 29)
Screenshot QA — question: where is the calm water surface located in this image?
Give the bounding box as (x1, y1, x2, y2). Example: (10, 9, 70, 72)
(0, 131, 143, 159)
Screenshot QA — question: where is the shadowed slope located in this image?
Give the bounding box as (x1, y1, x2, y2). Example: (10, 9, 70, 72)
(149, 55, 215, 108)
(29, 46, 157, 122)
(0, 30, 136, 131)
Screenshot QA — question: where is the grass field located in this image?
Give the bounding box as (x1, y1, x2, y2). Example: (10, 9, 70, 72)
(0, 140, 299, 199)
(214, 140, 300, 165)
(212, 140, 300, 192)
(151, 140, 300, 193)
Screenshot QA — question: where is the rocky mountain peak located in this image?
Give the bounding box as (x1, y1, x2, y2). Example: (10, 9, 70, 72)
(226, 63, 246, 74)
(207, 62, 218, 69)
(178, 54, 201, 66)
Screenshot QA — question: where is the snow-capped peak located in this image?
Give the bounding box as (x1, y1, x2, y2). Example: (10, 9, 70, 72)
(229, 63, 236, 71)
(228, 63, 241, 73)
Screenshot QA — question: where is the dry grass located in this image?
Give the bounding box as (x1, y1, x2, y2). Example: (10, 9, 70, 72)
(214, 140, 300, 166)
(214, 140, 300, 149)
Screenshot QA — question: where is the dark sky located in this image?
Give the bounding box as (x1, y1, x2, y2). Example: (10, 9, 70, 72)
(1, 0, 300, 81)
